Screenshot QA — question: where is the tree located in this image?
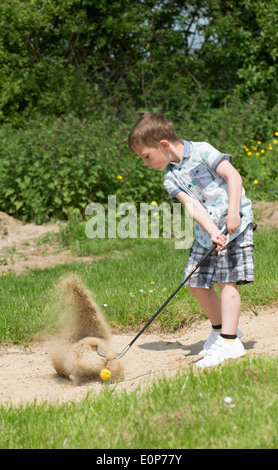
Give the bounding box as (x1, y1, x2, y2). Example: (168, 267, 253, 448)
(195, 0, 278, 105)
(0, 0, 277, 123)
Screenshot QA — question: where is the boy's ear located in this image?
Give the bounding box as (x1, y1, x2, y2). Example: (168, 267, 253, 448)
(159, 139, 170, 149)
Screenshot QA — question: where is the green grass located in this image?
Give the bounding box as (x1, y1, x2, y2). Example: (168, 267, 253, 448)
(0, 224, 277, 449)
(0, 355, 277, 449)
(1, 226, 278, 342)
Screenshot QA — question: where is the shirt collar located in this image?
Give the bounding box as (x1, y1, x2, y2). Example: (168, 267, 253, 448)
(169, 140, 191, 167)
(181, 140, 191, 160)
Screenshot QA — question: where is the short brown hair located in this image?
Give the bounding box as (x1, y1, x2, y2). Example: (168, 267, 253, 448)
(128, 112, 179, 152)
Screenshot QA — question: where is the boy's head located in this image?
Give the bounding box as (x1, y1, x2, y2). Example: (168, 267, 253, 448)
(128, 112, 179, 153)
(128, 112, 182, 171)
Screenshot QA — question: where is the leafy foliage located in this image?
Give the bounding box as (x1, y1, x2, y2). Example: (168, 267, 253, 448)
(0, 115, 165, 222)
(0, 1, 277, 220)
(1, 0, 278, 122)
(0, 95, 277, 222)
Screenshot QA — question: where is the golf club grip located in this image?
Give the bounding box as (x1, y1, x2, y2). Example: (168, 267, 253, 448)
(129, 227, 230, 347)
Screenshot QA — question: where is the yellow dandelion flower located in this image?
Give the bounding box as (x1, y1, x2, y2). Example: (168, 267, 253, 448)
(151, 201, 157, 205)
(275, 132, 278, 136)
(247, 151, 252, 156)
(256, 152, 260, 156)
(150, 281, 155, 284)
(252, 146, 257, 150)
(117, 175, 123, 180)
(245, 148, 249, 152)
(153, 212, 158, 216)
(261, 149, 265, 153)
(2, 273, 7, 276)
(253, 180, 259, 184)
(273, 140, 277, 144)
(269, 146, 273, 150)
(257, 141, 261, 145)
(249, 139, 253, 142)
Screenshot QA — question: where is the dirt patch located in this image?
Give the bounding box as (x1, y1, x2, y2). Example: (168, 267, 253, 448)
(0, 211, 101, 274)
(252, 201, 278, 228)
(0, 304, 277, 406)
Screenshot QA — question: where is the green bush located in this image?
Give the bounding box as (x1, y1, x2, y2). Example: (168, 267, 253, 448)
(0, 96, 277, 223)
(0, 115, 165, 222)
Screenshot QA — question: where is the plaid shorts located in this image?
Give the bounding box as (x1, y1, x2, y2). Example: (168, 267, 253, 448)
(183, 223, 255, 289)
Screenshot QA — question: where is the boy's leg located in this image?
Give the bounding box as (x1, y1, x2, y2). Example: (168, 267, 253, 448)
(217, 282, 241, 336)
(188, 283, 242, 335)
(187, 286, 223, 356)
(196, 281, 245, 368)
(187, 286, 221, 326)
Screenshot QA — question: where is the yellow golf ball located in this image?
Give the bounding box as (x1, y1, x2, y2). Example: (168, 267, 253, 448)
(100, 368, 111, 381)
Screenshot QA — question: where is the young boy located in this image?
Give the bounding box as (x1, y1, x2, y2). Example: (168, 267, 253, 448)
(128, 112, 255, 368)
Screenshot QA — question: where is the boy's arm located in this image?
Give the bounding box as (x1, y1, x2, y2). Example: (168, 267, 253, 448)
(215, 158, 242, 234)
(175, 191, 226, 250)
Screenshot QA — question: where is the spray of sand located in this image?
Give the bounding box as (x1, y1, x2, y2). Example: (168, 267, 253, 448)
(47, 274, 123, 383)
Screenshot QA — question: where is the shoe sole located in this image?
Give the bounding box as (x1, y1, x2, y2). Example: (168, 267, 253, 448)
(196, 349, 246, 368)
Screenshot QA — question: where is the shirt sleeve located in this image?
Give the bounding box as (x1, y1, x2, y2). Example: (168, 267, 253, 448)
(163, 173, 184, 201)
(199, 143, 232, 171)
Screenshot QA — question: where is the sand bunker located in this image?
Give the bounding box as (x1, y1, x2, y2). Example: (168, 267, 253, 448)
(47, 274, 123, 383)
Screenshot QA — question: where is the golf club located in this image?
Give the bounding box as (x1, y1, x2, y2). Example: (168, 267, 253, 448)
(97, 226, 230, 360)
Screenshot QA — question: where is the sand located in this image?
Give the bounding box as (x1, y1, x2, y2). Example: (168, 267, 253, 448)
(0, 303, 277, 406)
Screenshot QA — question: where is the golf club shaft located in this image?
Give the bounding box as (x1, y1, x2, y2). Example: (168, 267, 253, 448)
(128, 227, 229, 349)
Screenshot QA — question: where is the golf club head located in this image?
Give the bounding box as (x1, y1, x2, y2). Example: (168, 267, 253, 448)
(97, 344, 130, 360)
(97, 345, 108, 358)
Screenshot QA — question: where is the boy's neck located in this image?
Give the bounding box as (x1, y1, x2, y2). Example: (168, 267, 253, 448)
(169, 140, 184, 164)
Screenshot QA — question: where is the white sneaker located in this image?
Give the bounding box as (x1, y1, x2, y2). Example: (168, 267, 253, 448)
(196, 336, 246, 368)
(198, 327, 243, 356)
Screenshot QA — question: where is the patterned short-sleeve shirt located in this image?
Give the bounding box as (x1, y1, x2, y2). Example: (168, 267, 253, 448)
(163, 140, 253, 248)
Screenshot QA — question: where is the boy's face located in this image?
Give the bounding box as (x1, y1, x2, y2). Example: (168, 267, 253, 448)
(136, 141, 171, 171)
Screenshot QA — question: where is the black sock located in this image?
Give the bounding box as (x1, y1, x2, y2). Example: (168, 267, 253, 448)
(221, 333, 237, 342)
(212, 324, 222, 331)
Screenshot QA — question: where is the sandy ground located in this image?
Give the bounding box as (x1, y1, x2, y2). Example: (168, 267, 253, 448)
(0, 204, 277, 406)
(0, 304, 277, 406)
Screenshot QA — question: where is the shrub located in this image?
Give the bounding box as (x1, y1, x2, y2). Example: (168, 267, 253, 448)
(0, 96, 277, 223)
(0, 115, 164, 222)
